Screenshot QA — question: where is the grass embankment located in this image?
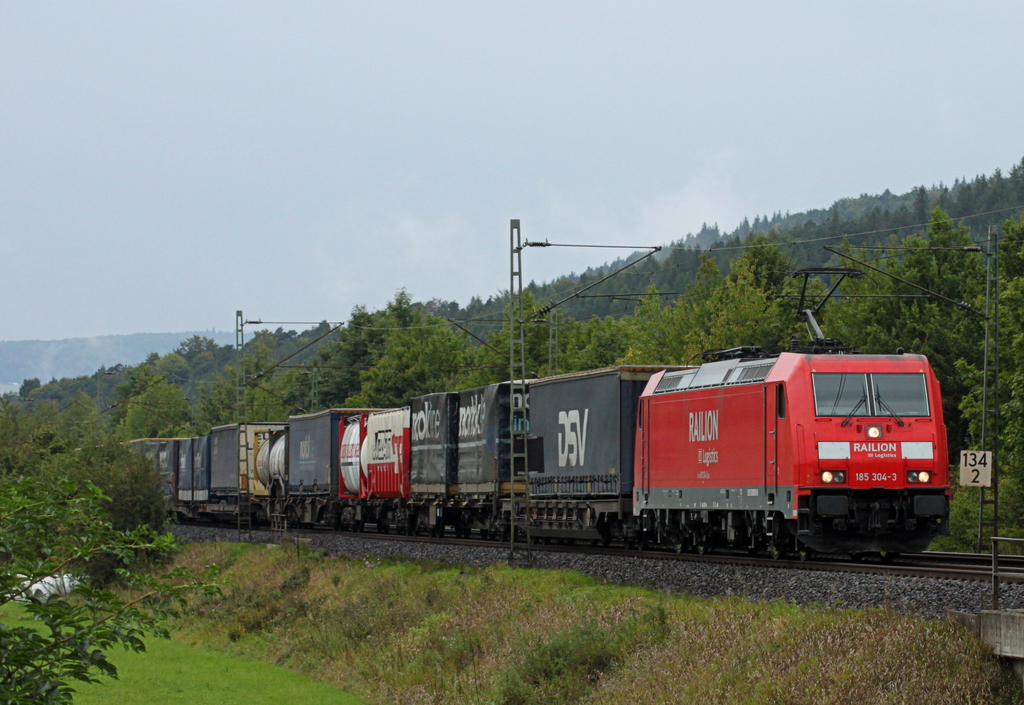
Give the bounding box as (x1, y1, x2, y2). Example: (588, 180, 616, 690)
(0, 603, 360, 705)
(168, 542, 1021, 705)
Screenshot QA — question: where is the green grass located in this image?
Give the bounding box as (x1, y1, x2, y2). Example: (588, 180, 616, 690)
(0, 604, 362, 705)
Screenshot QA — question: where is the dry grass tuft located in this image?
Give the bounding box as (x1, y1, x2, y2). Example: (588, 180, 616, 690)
(166, 543, 1022, 705)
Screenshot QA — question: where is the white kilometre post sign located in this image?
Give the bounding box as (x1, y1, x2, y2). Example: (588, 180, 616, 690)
(960, 450, 993, 487)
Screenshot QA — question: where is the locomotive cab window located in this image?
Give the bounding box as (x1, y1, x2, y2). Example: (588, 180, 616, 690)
(776, 384, 786, 419)
(872, 373, 929, 416)
(812, 373, 868, 417)
(812, 372, 930, 417)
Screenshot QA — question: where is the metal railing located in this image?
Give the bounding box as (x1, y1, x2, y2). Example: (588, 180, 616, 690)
(991, 537, 1024, 609)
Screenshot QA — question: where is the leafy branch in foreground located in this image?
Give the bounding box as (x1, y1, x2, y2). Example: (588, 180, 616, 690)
(0, 477, 219, 704)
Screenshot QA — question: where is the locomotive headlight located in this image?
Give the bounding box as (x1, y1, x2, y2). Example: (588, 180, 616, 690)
(911, 470, 931, 484)
(907, 471, 918, 483)
(821, 471, 846, 484)
(866, 425, 884, 439)
(834, 471, 846, 484)
(822, 471, 834, 483)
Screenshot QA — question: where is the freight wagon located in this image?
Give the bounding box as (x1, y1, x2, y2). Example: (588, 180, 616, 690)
(132, 354, 950, 559)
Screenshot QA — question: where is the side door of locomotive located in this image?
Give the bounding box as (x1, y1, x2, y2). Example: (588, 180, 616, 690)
(764, 383, 780, 503)
(639, 397, 650, 504)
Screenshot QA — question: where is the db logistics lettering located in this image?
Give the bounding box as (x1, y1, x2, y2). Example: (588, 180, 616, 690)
(697, 448, 719, 466)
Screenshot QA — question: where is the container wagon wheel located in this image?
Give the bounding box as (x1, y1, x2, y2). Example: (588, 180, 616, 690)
(695, 529, 712, 556)
(796, 544, 813, 562)
(768, 540, 784, 561)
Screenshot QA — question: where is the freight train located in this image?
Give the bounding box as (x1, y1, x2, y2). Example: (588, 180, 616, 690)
(133, 350, 950, 559)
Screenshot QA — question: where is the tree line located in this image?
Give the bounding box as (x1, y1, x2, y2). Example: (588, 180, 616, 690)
(7, 185, 1024, 550)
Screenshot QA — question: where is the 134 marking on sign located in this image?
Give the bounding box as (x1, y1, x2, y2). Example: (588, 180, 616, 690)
(959, 450, 992, 487)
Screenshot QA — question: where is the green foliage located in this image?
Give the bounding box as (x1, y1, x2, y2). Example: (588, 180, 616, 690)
(195, 336, 289, 432)
(337, 291, 472, 408)
(19, 379, 40, 401)
(556, 315, 630, 374)
(285, 312, 385, 412)
(826, 208, 986, 458)
(621, 242, 802, 364)
(0, 404, 171, 587)
(461, 291, 553, 388)
(0, 477, 218, 704)
(497, 604, 669, 705)
(972, 213, 1024, 534)
(115, 375, 191, 440)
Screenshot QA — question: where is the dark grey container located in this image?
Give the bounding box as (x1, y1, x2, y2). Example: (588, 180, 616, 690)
(528, 367, 667, 497)
(410, 392, 459, 490)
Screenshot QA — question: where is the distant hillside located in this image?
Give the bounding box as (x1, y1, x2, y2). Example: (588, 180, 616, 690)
(453, 158, 1024, 329)
(0, 331, 235, 385)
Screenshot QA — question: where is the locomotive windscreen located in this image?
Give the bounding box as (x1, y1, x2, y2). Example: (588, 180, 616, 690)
(813, 372, 929, 417)
(872, 373, 930, 416)
(812, 373, 868, 416)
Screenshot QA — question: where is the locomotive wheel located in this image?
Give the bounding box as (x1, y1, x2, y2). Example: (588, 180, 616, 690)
(796, 545, 813, 562)
(768, 541, 784, 560)
(695, 531, 712, 556)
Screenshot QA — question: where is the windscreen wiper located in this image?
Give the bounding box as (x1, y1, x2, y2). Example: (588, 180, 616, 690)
(875, 393, 906, 427)
(840, 395, 866, 427)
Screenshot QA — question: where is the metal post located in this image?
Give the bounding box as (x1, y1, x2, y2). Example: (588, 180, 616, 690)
(992, 537, 1001, 610)
(509, 220, 532, 561)
(236, 311, 251, 542)
(548, 311, 558, 377)
(978, 225, 1000, 552)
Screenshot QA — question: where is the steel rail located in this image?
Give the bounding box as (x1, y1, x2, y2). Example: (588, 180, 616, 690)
(181, 522, 1018, 583)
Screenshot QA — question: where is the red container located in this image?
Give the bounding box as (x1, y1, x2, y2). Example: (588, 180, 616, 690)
(360, 408, 411, 499)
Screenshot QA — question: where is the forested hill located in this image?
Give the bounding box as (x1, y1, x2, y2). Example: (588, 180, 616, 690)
(0, 331, 235, 385)
(452, 158, 1024, 327)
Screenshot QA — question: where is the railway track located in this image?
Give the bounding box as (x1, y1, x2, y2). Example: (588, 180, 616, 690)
(189, 521, 1021, 584)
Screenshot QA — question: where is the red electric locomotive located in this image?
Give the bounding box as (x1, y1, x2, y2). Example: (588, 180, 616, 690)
(635, 350, 949, 558)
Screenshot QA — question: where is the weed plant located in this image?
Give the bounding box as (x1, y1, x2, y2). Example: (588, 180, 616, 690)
(168, 543, 1022, 705)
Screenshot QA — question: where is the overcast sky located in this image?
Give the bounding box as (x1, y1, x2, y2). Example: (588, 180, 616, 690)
(2, 2, 1023, 341)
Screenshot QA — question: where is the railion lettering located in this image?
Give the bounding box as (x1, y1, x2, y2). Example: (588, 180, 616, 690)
(853, 442, 897, 453)
(688, 410, 719, 443)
